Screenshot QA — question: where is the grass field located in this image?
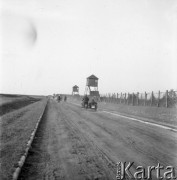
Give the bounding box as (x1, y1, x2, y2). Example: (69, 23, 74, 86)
(0, 95, 48, 180)
(0, 94, 44, 116)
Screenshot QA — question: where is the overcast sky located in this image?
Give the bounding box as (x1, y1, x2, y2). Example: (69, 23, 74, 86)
(0, 0, 177, 95)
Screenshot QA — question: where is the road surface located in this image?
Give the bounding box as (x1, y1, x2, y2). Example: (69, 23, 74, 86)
(19, 99, 177, 180)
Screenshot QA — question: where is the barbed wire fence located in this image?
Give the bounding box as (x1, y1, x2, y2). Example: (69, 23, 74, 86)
(100, 89, 177, 108)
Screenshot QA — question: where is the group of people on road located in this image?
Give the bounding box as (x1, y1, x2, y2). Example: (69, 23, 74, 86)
(56, 95, 67, 103)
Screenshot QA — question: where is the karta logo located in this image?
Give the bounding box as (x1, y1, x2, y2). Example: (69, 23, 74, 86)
(116, 162, 176, 180)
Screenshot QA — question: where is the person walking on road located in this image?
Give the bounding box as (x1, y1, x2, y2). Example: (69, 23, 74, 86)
(84, 95, 89, 109)
(57, 95, 61, 102)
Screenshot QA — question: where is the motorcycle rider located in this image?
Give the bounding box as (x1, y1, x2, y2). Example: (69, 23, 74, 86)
(83, 95, 89, 108)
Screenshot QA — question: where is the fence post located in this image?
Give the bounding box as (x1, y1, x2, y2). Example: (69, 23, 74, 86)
(117, 93, 119, 103)
(144, 92, 146, 106)
(127, 93, 129, 105)
(137, 92, 139, 106)
(151, 91, 153, 106)
(132, 93, 134, 106)
(166, 90, 168, 108)
(120, 93, 122, 103)
(157, 91, 160, 107)
(141, 93, 142, 105)
(124, 93, 126, 104)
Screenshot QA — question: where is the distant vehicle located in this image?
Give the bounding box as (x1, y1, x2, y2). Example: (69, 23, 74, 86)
(88, 98, 97, 110)
(82, 95, 97, 111)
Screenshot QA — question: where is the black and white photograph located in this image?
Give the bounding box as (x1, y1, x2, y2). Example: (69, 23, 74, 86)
(0, 0, 177, 179)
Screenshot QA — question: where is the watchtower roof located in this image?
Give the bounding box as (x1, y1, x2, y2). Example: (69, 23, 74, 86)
(73, 85, 79, 88)
(87, 74, 98, 80)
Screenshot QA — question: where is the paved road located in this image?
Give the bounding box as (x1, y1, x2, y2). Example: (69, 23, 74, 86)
(19, 99, 177, 180)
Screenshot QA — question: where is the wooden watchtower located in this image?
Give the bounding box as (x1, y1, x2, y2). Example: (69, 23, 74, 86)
(72, 85, 79, 95)
(85, 75, 99, 97)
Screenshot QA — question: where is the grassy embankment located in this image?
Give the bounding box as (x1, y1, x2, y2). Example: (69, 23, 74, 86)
(0, 94, 44, 116)
(0, 95, 48, 180)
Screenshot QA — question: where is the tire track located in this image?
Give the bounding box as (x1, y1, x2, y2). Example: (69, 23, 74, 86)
(18, 100, 117, 180)
(57, 104, 116, 179)
(67, 105, 161, 165)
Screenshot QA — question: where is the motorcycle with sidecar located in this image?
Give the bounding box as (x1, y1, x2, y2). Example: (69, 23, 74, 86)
(82, 96, 97, 111)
